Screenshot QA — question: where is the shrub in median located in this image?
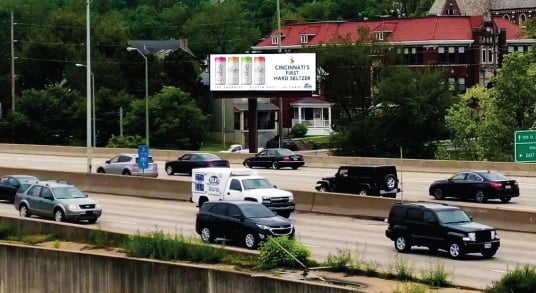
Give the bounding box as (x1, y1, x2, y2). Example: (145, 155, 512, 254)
(486, 265, 536, 292)
(290, 123, 308, 138)
(257, 237, 311, 270)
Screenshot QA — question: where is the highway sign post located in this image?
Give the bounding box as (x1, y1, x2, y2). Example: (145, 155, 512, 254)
(138, 145, 149, 170)
(515, 130, 536, 162)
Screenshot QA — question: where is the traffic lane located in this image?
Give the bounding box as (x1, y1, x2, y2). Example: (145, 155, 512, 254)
(2, 193, 536, 289)
(1, 153, 536, 208)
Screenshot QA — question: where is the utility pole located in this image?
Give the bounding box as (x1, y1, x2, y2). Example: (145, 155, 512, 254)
(277, 0, 283, 148)
(11, 10, 16, 112)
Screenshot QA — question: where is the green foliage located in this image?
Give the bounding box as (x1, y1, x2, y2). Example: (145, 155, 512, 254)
(86, 229, 117, 248)
(106, 135, 145, 148)
(419, 259, 451, 287)
(325, 247, 380, 277)
(256, 236, 311, 270)
(486, 265, 536, 293)
(0, 221, 13, 239)
(290, 123, 308, 138)
(387, 254, 415, 281)
(326, 247, 353, 271)
(125, 231, 225, 263)
(392, 282, 429, 293)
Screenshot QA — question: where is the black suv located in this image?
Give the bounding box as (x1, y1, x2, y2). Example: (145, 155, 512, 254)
(195, 201, 295, 249)
(385, 202, 500, 259)
(315, 165, 399, 198)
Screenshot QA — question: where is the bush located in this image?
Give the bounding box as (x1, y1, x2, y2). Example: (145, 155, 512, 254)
(257, 237, 311, 270)
(486, 265, 536, 292)
(290, 123, 308, 138)
(106, 135, 145, 148)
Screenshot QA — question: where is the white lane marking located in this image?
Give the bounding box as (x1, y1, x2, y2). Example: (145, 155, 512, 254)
(99, 219, 137, 225)
(492, 269, 507, 273)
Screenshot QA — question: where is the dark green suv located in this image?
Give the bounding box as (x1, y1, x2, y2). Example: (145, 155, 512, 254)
(385, 202, 500, 259)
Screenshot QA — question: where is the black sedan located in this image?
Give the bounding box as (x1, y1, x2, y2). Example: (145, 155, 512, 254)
(428, 171, 519, 203)
(0, 175, 39, 203)
(196, 201, 294, 249)
(243, 148, 304, 170)
(165, 153, 230, 176)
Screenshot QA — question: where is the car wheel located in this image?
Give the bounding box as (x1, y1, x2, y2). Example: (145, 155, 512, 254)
(482, 249, 497, 259)
(271, 161, 280, 170)
(358, 189, 368, 196)
(394, 235, 411, 253)
(165, 165, 174, 175)
(244, 231, 259, 249)
(244, 160, 252, 168)
(448, 241, 464, 259)
(433, 188, 444, 200)
(122, 169, 131, 176)
(54, 209, 65, 222)
(19, 204, 31, 218)
(475, 190, 487, 203)
(500, 196, 511, 203)
(384, 174, 397, 191)
(200, 226, 215, 243)
(96, 168, 105, 174)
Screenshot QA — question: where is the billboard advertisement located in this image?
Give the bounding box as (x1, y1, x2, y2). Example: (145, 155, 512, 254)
(209, 53, 316, 91)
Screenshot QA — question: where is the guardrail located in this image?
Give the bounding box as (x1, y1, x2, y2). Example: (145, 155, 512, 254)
(1, 167, 535, 234)
(2, 143, 536, 175)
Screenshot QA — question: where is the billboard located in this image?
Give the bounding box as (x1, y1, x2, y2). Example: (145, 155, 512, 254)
(209, 53, 316, 91)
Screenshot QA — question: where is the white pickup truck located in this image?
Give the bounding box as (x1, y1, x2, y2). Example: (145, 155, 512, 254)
(191, 167, 295, 218)
(220, 144, 263, 154)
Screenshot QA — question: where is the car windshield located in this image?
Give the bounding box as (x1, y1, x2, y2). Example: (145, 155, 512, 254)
(481, 172, 508, 181)
(277, 149, 294, 156)
(436, 209, 471, 224)
(242, 178, 273, 190)
(240, 204, 276, 218)
(53, 187, 86, 199)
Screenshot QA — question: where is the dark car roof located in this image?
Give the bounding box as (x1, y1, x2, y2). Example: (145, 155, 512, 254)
(4, 175, 39, 179)
(340, 165, 396, 168)
(392, 202, 459, 211)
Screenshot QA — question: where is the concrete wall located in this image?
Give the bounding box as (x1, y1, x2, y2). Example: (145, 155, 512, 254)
(2, 143, 536, 175)
(1, 167, 535, 233)
(0, 243, 357, 293)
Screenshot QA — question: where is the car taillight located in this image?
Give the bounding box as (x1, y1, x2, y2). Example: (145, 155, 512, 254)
(489, 182, 502, 188)
(283, 157, 290, 161)
(208, 161, 214, 166)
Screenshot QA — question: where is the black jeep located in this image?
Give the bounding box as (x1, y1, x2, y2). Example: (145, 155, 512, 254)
(315, 165, 399, 198)
(385, 202, 500, 259)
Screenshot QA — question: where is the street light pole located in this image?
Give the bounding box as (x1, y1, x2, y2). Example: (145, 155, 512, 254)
(126, 47, 149, 146)
(76, 63, 96, 147)
(86, 0, 92, 173)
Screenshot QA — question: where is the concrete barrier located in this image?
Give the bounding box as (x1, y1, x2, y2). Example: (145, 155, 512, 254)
(4, 143, 536, 175)
(0, 243, 357, 293)
(309, 192, 396, 219)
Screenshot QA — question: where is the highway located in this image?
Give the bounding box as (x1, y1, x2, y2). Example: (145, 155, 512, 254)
(1, 153, 536, 289)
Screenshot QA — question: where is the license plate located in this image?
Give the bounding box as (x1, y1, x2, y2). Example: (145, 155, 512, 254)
(484, 242, 491, 249)
(505, 185, 511, 189)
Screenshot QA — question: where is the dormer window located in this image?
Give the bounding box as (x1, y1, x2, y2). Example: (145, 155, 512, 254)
(271, 35, 280, 45)
(375, 32, 384, 41)
(301, 35, 308, 44)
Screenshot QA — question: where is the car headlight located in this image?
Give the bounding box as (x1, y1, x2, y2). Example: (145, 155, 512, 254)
(492, 230, 499, 239)
(256, 224, 270, 230)
(262, 196, 271, 203)
(67, 204, 81, 211)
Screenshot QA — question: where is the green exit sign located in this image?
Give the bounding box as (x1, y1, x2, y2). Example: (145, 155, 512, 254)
(515, 130, 536, 162)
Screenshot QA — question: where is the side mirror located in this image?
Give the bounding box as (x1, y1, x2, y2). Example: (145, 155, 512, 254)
(105, 160, 110, 164)
(84, 194, 89, 198)
(427, 219, 438, 225)
(273, 185, 278, 189)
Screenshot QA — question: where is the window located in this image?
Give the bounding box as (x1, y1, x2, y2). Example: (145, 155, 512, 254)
(229, 179, 242, 191)
(271, 35, 279, 45)
(226, 205, 242, 217)
(0, 177, 8, 185)
(423, 210, 436, 223)
(375, 32, 384, 41)
(481, 46, 494, 64)
(28, 186, 42, 197)
(234, 112, 241, 130)
(300, 35, 308, 44)
(209, 204, 227, 216)
(458, 78, 466, 92)
(508, 46, 514, 53)
(41, 188, 52, 198)
(407, 208, 423, 222)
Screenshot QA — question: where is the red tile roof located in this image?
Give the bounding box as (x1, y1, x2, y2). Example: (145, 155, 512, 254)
(253, 16, 531, 50)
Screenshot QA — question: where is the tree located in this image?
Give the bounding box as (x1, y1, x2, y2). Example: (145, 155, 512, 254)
(183, 1, 260, 57)
(373, 66, 453, 158)
(123, 86, 210, 150)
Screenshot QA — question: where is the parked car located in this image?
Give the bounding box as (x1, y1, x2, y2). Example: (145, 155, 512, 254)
(195, 201, 294, 249)
(385, 202, 500, 259)
(0, 175, 39, 203)
(428, 170, 519, 203)
(316, 165, 399, 198)
(165, 153, 230, 176)
(96, 153, 158, 177)
(219, 144, 263, 154)
(243, 148, 304, 170)
(265, 136, 299, 151)
(14, 180, 102, 223)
